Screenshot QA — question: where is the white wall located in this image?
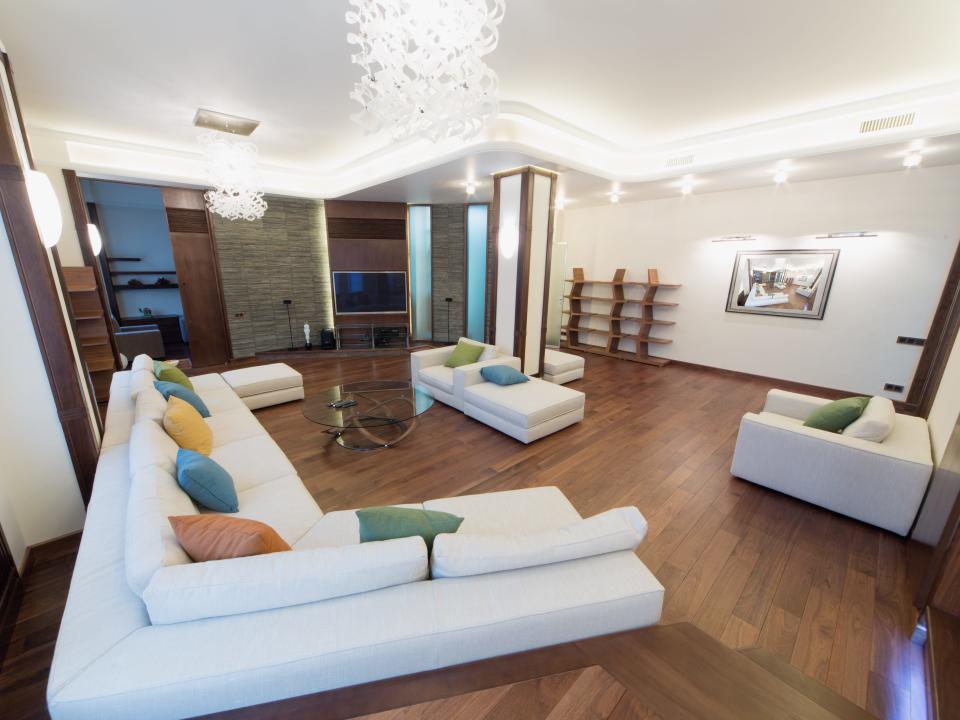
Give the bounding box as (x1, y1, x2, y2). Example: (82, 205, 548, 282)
(0, 220, 86, 570)
(559, 165, 960, 398)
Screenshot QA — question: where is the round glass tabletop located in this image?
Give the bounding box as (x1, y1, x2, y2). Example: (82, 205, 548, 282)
(302, 380, 434, 450)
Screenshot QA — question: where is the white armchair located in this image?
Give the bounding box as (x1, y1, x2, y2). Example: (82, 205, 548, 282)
(410, 339, 517, 410)
(731, 389, 933, 535)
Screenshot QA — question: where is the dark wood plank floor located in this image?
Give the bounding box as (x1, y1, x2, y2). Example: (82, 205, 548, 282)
(1, 351, 932, 719)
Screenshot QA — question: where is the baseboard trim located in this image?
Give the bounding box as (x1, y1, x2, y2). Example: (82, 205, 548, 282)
(667, 359, 917, 415)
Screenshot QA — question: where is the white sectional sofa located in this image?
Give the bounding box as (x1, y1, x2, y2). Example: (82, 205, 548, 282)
(49, 364, 662, 719)
(731, 389, 934, 535)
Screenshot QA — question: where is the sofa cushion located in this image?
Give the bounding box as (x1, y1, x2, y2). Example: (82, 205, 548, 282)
(444, 339, 485, 368)
(419, 365, 455, 394)
(131, 354, 155, 373)
(205, 409, 267, 447)
(194, 387, 249, 415)
(129, 368, 156, 399)
(176, 449, 239, 513)
(190, 373, 232, 392)
(125, 465, 197, 595)
(480, 364, 528, 386)
(142, 535, 429, 625)
(169, 515, 290, 562)
(233, 474, 323, 545)
(463, 378, 584, 429)
(293, 504, 423, 549)
(802, 396, 869, 433)
(164, 396, 213, 455)
(221, 363, 303, 398)
(154, 380, 210, 418)
(134, 386, 167, 425)
(542, 349, 585, 375)
(128, 419, 179, 478)
(431, 506, 648, 578)
(357, 507, 463, 550)
(843, 396, 895, 443)
(209, 435, 297, 492)
(424, 487, 582, 535)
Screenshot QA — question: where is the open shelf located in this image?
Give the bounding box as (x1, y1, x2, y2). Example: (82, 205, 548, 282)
(110, 270, 177, 275)
(114, 284, 180, 291)
(564, 267, 678, 366)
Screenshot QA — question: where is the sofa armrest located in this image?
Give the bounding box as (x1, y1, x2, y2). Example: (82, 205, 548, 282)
(453, 356, 522, 396)
(762, 389, 832, 420)
(141, 536, 428, 625)
(410, 346, 455, 377)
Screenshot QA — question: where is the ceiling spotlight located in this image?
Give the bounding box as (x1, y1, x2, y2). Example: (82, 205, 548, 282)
(86, 224, 103, 256)
(465, 181, 476, 196)
(610, 192, 621, 204)
(903, 152, 923, 168)
(773, 170, 789, 185)
(680, 177, 694, 196)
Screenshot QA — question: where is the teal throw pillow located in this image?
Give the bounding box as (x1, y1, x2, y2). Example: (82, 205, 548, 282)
(803, 396, 870, 433)
(154, 380, 210, 418)
(176, 449, 238, 512)
(356, 507, 463, 550)
(480, 365, 529, 386)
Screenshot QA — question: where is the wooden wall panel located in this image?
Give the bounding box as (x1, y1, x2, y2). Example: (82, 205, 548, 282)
(325, 200, 409, 328)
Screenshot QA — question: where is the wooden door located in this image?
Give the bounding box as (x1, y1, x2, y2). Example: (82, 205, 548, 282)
(161, 189, 231, 368)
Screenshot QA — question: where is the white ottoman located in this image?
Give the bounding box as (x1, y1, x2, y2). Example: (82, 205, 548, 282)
(543, 349, 585, 384)
(220, 363, 304, 410)
(463, 378, 585, 444)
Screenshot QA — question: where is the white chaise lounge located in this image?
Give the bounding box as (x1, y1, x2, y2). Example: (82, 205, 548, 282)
(731, 389, 933, 535)
(48, 361, 662, 720)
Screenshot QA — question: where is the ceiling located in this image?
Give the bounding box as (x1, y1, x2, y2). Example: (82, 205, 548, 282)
(2, 0, 960, 200)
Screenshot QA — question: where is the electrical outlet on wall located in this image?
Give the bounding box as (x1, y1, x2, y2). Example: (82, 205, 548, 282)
(896, 336, 926, 346)
(884, 383, 905, 393)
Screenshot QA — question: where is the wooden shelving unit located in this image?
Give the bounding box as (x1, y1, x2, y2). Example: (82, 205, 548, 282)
(562, 267, 680, 367)
(62, 266, 120, 402)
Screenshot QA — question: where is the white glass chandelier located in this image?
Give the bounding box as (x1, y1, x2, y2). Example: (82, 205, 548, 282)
(346, 0, 506, 143)
(198, 131, 268, 221)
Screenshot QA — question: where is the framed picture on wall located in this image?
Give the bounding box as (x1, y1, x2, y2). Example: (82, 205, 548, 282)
(725, 249, 840, 320)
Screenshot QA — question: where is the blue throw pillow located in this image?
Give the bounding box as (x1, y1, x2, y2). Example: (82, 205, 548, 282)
(155, 380, 210, 418)
(480, 365, 529, 386)
(176, 449, 238, 512)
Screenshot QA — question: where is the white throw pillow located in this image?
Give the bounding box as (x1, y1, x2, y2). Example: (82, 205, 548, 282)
(131, 354, 155, 373)
(142, 535, 429, 624)
(843, 396, 895, 443)
(478, 346, 499, 361)
(431, 506, 648, 578)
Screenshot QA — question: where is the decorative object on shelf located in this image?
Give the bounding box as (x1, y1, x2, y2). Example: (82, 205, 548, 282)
(345, 0, 505, 142)
(156, 277, 173, 287)
(725, 249, 839, 320)
(304, 323, 312, 349)
(562, 267, 680, 367)
(198, 130, 267, 222)
(139, 307, 153, 317)
(127, 278, 144, 287)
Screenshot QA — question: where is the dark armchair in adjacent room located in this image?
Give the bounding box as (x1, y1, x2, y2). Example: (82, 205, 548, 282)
(110, 315, 165, 363)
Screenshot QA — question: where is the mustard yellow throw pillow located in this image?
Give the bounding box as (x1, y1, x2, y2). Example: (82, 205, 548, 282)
(163, 396, 212, 455)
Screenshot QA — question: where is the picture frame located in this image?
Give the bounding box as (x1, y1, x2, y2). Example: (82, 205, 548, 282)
(725, 249, 840, 320)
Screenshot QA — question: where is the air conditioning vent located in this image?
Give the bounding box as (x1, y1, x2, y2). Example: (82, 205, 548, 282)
(665, 154, 694, 168)
(859, 112, 915, 134)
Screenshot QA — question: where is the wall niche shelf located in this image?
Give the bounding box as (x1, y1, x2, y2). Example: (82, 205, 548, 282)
(113, 284, 180, 292)
(562, 267, 680, 367)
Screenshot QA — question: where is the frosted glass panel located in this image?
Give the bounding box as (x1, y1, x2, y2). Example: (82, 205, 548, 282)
(466, 204, 488, 341)
(408, 206, 431, 340)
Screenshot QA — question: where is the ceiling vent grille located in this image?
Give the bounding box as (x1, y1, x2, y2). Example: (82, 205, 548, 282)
(665, 154, 694, 168)
(858, 112, 915, 134)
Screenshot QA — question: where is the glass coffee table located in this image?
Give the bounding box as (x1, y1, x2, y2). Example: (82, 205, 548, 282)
(302, 379, 434, 451)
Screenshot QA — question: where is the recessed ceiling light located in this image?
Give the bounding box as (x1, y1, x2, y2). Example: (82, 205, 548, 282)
(610, 192, 621, 204)
(773, 170, 789, 184)
(903, 152, 923, 168)
(713, 235, 757, 242)
(465, 181, 476, 195)
(680, 176, 695, 196)
(816, 231, 878, 239)
(193, 108, 260, 136)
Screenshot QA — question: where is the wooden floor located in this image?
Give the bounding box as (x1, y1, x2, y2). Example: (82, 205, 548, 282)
(1, 351, 932, 719)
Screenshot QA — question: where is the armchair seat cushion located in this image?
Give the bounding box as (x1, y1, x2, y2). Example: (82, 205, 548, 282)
(419, 365, 455, 394)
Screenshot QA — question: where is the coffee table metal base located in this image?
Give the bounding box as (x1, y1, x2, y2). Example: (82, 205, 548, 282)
(325, 415, 419, 451)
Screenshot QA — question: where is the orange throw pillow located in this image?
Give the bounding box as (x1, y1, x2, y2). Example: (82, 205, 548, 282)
(169, 515, 291, 562)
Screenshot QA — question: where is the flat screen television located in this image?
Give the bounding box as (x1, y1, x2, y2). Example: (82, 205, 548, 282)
(333, 271, 408, 314)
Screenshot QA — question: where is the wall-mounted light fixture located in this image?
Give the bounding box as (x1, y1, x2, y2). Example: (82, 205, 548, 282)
(816, 231, 878, 239)
(24, 169, 62, 248)
(903, 151, 923, 168)
(555, 193, 566, 210)
(499, 219, 519, 259)
(87, 223, 103, 256)
(465, 180, 477, 195)
(680, 175, 695, 196)
(712, 235, 757, 242)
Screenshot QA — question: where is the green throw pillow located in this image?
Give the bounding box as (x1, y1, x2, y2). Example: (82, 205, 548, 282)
(155, 362, 194, 391)
(356, 507, 463, 550)
(444, 340, 485, 368)
(803, 396, 870, 433)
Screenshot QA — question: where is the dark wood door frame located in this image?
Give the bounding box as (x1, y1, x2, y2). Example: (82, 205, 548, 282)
(907, 236, 960, 417)
(0, 51, 100, 505)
